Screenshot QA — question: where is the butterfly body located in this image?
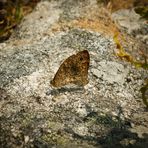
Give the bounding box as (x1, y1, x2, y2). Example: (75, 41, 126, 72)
(50, 50, 90, 87)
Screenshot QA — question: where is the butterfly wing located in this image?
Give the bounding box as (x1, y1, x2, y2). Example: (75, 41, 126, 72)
(72, 50, 90, 86)
(50, 50, 90, 87)
(50, 54, 76, 87)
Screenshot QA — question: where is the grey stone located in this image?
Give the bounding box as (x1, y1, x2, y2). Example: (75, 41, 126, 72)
(0, 0, 147, 147)
(91, 61, 128, 85)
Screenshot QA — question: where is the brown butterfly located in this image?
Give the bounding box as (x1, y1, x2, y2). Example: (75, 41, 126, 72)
(50, 50, 90, 87)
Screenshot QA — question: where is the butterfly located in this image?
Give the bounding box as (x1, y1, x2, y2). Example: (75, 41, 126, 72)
(50, 50, 90, 87)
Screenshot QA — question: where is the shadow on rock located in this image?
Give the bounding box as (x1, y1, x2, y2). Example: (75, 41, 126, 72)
(46, 86, 85, 96)
(98, 128, 148, 148)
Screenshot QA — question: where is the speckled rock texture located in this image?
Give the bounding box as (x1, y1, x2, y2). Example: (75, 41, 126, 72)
(0, 0, 148, 147)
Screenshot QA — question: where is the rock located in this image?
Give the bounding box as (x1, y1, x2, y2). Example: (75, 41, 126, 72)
(111, 8, 148, 44)
(112, 9, 142, 33)
(24, 135, 29, 144)
(73, 124, 88, 136)
(0, 0, 147, 147)
(91, 61, 128, 85)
